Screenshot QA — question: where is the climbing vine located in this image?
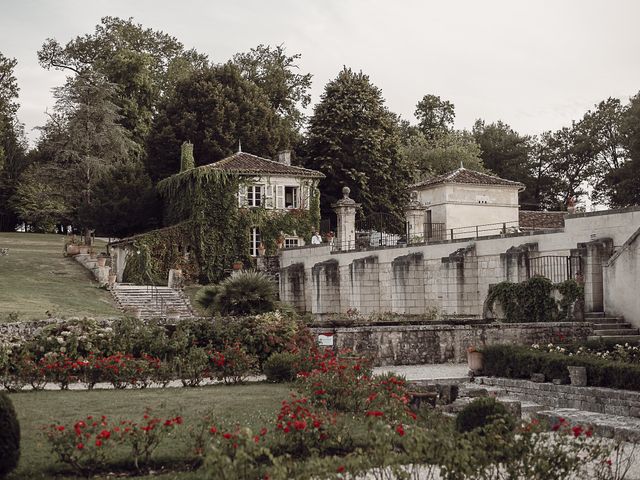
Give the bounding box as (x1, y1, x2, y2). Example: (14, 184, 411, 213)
(122, 168, 321, 285)
(485, 276, 584, 323)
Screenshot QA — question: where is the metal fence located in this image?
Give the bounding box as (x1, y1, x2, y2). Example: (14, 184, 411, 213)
(528, 255, 582, 283)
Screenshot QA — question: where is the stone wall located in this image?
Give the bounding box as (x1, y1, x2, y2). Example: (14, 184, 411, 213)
(280, 207, 640, 320)
(479, 377, 640, 417)
(312, 322, 592, 366)
(604, 227, 640, 324)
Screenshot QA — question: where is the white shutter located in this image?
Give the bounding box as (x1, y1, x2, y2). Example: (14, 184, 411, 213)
(276, 185, 285, 209)
(265, 184, 274, 209)
(238, 185, 248, 207)
(301, 185, 309, 209)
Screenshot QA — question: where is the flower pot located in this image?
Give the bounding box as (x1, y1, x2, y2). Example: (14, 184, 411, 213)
(567, 366, 587, 387)
(66, 244, 80, 255)
(97, 257, 107, 267)
(467, 351, 484, 373)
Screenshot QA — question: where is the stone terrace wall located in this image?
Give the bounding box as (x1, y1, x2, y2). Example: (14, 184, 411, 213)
(312, 322, 592, 366)
(479, 377, 640, 417)
(281, 207, 640, 318)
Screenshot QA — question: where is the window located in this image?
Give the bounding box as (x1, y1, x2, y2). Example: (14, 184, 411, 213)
(284, 186, 299, 208)
(284, 237, 299, 248)
(247, 185, 264, 207)
(250, 227, 261, 257)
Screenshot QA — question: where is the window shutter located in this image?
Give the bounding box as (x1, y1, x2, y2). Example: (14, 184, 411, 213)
(238, 185, 248, 207)
(276, 185, 285, 209)
(265, 185, 274, 209)
(301, 185, 309, 209)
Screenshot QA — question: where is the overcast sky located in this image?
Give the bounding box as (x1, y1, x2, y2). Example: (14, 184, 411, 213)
(2, 0, 640, 144)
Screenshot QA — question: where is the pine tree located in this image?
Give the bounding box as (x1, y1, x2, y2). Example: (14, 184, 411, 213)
(304, 68, 410, 219)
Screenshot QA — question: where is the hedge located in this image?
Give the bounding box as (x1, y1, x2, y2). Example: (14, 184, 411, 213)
(482, 344, 640, 391)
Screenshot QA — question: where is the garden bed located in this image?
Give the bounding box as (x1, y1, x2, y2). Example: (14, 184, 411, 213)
(482, 344, 640, 391)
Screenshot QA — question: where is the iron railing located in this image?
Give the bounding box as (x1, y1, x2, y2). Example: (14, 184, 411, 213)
(331, 219, 560, 253)
(528, 255, 582, 283)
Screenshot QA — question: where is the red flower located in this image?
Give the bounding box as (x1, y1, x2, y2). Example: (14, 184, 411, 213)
(210, 426, 218, 434)
(586, 429, 593, 438)
(396, 424, 405, 437)
(366, 410, 384, 417)
(260, 427, 268, 436)
(99, 429, 111, 439)
(76, 443, 84, 450)
(313, 420, 321, 428)
(95, 439, 103, 447)
(174, 416, 183, 424)
(293, 420, 307, 431)
(56, 425, 65, 432)
(223, 433, 233, 439)
(164, 420, 173, 426)
(337, 466, 345, 473)
(572, 425, 584, 438)
(551, 423, 561, 431)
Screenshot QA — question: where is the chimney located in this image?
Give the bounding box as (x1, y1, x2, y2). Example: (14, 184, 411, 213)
(277, 150, 292, 166)
(180, 141, 195, 172)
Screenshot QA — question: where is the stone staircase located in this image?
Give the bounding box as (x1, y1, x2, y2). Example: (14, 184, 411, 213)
(586, 312, 640, 343)
(111, 284, 195, 320)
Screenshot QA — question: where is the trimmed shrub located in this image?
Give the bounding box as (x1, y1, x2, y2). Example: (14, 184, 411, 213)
(0, 392, 20, 477)
(455, 397, 514, 434)
(263, 352, 298, 382)
(196, 270, 277, 316)
(483, 344, 640, 391)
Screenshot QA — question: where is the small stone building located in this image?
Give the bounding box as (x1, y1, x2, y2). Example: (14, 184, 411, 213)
(410, 167, 525, 238)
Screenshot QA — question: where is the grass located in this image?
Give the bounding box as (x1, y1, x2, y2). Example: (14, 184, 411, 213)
(0, 233, 120, 322)
(7, 382, 291, 479)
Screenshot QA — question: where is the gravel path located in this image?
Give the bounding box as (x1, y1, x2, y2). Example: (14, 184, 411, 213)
(373, 363, 468, 381)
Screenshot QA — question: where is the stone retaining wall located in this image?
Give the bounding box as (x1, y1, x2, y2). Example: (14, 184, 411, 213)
(479, 377, 640, 417)
(312, 322, 592, 366)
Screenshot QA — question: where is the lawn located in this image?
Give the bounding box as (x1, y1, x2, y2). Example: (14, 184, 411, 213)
(7, 382, 291, 479)
(0, 233, 120, 322)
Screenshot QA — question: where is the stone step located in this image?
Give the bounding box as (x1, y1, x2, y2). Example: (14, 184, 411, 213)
(587, 335, 640, 343)
(584, 312, 606, 318)
(535, 408, 640, 442)
(592, 323, 633, 329)
(592, 328, 639, 336)
(589, 317, 626, 324)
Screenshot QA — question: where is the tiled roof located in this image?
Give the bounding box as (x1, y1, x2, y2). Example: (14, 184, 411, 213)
(519, 210, 566, 229)
(201, 152, 324, 178)
(411, 167, 525, 190)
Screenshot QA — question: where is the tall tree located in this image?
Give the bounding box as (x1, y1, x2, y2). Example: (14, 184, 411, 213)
(13, 74, 142, 236)
(304, 67, 411, 218)
(38, 16, 208, 146)
(472, 120, 537, 208)
(0, 52, 28, 231)
(233, 44, 312, 135)
(147, 62, 286, 181)
(605, 92, 640, 207)
(414, 94, 455, 142)
(400, 130, 485, 181)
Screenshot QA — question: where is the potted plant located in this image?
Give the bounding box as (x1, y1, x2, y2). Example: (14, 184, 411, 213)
(467, 346, 484, 374)
(97, 254, 107, 267)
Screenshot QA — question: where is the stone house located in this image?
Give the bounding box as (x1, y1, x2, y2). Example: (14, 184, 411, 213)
(407, 167, 525, 241)
(109, 147, 324, 284)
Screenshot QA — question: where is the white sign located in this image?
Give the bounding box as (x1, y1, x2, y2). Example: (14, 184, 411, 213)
(318, 333, 334, 347)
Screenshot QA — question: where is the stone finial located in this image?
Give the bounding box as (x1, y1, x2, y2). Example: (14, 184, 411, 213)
(342, 186, 351, 199)
(332, 185, 358, 208)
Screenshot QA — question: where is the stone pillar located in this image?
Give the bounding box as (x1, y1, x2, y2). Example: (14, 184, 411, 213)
(405, 191, 426, 244)
(579, 238, 613, 313)
(332, 186, 360, 252)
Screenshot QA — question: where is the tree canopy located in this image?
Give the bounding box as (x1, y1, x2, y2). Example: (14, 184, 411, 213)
(304, 67, 411, 219)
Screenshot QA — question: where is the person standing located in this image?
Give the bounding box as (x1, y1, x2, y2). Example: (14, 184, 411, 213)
(311, 231, 323, 245)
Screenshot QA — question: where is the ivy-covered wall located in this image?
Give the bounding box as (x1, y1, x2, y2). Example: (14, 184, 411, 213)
(123, 167, 321, 285)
